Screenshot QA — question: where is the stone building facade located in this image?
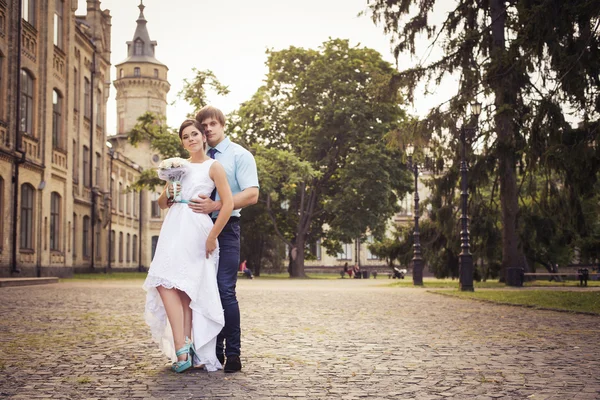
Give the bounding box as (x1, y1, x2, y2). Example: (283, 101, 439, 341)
(0, 0, 169, 277)
(0, 0, 112, 277)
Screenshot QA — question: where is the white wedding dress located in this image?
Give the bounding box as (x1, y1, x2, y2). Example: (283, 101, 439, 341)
(143, 159, 224, 371)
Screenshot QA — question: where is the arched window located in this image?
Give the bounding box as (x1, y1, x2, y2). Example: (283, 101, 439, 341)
(82, 216, 90, 258)
(119, 69, 123, 78)
(110, 230, 115, 262)
(134, 67, 141, 77)
(20, 69, 34, 136)
(52, 89, 63, 149)
(153, 68, 158, 78)
(50, 192, 61, 251)
(126, 233, 131, 262)
(134, 39, 143, 55)
(132, 235, 138, 262)
(118, 232, 123, 262)
(72, 213, 77, 258)
(20, 183, 35, 249)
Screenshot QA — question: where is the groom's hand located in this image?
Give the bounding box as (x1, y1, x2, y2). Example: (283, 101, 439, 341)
(188, 194, 216, 214)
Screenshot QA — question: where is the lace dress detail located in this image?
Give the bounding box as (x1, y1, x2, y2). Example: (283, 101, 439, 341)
(142, 159, 224, 371)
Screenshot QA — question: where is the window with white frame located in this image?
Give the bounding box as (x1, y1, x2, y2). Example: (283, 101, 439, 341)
(53, 0, 64, 48)
(22, 0, 36, 26)
(366, 235, 379, 260)
(20, 69, 34, 136)
(52, 89, 63, 149)
(337, 243, 352, 260)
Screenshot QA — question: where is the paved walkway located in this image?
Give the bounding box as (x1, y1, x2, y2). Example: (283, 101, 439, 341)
(0, 279, 598, 399)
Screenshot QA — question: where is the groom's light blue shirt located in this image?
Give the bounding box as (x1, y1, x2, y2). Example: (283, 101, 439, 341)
(208, 137, 259, 218)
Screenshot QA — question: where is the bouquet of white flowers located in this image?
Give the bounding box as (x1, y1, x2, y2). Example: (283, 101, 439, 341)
(157, 157, 190, 202)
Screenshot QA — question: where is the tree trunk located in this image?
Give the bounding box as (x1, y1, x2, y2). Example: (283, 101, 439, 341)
(490, 0, 525, 286)
(254, 238, 264, 277)
(290, 236, 307, 278)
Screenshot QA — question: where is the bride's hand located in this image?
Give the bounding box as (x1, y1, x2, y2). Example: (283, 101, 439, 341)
(165, 182, 183, 197)
(206, 235, 217, 259)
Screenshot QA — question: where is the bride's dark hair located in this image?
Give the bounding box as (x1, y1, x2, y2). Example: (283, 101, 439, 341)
(178, 119, 206, 150)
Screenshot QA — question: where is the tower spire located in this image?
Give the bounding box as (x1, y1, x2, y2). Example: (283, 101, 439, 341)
(138, 1, 145, 20)
(119, 0, 164, 65)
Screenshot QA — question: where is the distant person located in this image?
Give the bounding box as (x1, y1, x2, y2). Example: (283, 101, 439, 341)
(240, 260, 254, 279)
(353, 264, 361, 279)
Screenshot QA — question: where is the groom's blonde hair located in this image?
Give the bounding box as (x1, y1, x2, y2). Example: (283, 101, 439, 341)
(195, 105, 226, 127)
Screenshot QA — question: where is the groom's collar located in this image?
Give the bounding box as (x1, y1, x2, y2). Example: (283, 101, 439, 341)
(209, 137, 231, 154)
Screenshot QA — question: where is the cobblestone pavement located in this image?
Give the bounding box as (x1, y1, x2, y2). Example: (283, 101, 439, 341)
(0, 279, 599, 400)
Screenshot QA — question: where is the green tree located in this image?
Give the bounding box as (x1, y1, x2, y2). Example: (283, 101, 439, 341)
(176, 68, 230, 117)
(367, 0, 600, 285)
(235, 39, 413, 277)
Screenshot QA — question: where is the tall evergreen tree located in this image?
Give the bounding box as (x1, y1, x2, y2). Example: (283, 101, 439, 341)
(367, 0, 600, 284)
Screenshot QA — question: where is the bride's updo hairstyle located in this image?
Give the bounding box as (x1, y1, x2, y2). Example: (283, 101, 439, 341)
(178, 119, 207, 150)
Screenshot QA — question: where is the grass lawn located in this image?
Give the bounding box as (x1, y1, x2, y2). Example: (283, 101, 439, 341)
(524, 279, 600, 287)
(389, 278, 506, 289)
(437, 289, 600, 315)
(388, 277, 600, 289)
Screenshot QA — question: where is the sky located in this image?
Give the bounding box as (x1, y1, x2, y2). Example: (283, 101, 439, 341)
(78, 0, 456, 135)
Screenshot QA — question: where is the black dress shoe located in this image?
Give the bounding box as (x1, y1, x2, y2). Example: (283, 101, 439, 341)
(217, 353, 225, 365)
(224, 355, 242, 373)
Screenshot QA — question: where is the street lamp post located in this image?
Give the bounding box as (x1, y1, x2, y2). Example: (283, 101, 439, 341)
(407, 146, 424, 286)
(459, 101, 481, 292)
(106, 142, 116, 273)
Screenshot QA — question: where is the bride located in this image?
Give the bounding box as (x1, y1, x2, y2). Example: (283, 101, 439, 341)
(143, 119, 233, 372)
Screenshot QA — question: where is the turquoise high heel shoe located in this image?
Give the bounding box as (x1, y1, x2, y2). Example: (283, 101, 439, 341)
(171, 337, 194, 373)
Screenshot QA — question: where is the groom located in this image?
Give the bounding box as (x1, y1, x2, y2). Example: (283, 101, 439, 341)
(188, 105, 259, 373)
